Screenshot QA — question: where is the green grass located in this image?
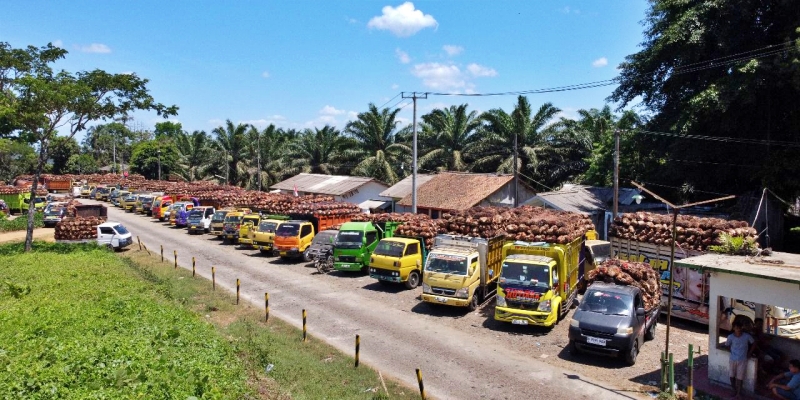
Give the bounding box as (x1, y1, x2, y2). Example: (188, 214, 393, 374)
(0, 242, 416, 400)
(0, 211, 43, 232)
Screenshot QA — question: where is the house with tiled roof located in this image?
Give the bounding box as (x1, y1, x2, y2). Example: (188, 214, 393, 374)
(393, 172, 535, 218)
(270, 173, 390, 211)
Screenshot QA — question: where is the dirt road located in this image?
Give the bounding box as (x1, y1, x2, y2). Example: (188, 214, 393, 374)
(102, 202, 667, 400)
(0, 227, 54, 244)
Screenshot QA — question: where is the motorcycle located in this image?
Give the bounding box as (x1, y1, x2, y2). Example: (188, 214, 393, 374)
(314, 246, 334, 274)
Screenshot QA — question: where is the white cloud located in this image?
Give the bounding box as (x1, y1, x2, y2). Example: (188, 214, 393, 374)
(241, 116, 286, 128)
(443, 45, 463, 56)
(411, 62, 465, 90)
(562, 6, 580, 14)
(262, 71, 270, 78)
(52, 39, 63, 48)
(319, 105, 345, 115)
(555, 107, 579, 121)
(592, 57, 608, 68)
(120, 71, 134, 75)
(467, 63, 497, 77)
(346, 16, 358, 24)
(395, 48, 411, 64)
(77, 43, 111, 53)
(208, 119, 225, 127)
(391, 83, 399, 90)
(368, 2, 437, 37)
(348, 111, 358, 119)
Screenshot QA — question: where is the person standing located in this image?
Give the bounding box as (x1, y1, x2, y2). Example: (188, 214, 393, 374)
(767, 359, 800, 400)
(725, 321, 755, 398)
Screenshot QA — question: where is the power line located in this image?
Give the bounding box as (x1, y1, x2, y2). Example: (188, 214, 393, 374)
(628, 180, 735, 197)
(636, 129, 800, 147)
(377, 93, 401, 109)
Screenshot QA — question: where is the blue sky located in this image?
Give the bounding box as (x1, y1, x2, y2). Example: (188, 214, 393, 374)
(2, 1, 650, 138)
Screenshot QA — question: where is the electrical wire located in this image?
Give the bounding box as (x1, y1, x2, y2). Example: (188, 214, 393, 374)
(635, 129, 800, 147)
(377, 93, 401, 109)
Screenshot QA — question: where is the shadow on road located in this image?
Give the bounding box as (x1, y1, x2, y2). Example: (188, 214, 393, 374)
(556, 341, 630, 369)
(563, 373, 649, 400)
(410, 302, 472, 319)
(328, 270, 367, 279)
(361, 281, 408, 294)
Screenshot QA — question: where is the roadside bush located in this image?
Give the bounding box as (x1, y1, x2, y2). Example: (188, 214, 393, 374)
(0, 212, 44, 233)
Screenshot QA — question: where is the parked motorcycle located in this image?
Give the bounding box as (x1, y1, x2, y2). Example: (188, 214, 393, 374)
(315, 247, 334, 274)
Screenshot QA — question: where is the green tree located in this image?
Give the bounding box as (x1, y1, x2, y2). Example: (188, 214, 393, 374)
(65, 153, 97, 174)
(211, 120, 250, 186)
(0, 42, 177, 250)
(154, 121, 184, 139)
(344, 104, 410, 185)
(418, 104, 481, 172)
(49, 136, 80, 174)
(0, 138, 36, 182)
(81, 122, 134, 170)
(610, 0, 800, 200)
(472, 96, 563, 187)
(174, 130, 210, 181)
(288, 125, 349, 175)
(130, 140, 180, 180)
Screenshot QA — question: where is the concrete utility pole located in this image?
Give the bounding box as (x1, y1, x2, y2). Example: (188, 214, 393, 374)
(513, 131, 519, 207)
(613, 129, 620, 218)
(402, 92, 427, 214)
(157, 149, 162, 181)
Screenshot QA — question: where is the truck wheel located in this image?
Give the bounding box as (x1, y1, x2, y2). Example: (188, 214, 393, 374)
(303, 248, 311, 262)
(259, 248, 270, 255)
(468, 292, 479, 311)
(569, 340, 582, 355)
(105, 243, 114, 251)
(404, 271, 420, 290)
(645, 319, 657, 341)
(624, 339, 639, 366)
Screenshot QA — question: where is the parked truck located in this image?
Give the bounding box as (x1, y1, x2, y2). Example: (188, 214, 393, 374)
(368, 236, 428, 289)
(210, 209, 230, 237)
(152, 195, 176, 222)
(45, 179, 73, 193)
(494, 234, 592, 327)
(568, 281, 660, 365)
(187, 206, 216, 234)
(333, 221, 400, 272)
(421, 234, 505, 311)
(237, 213, 262, 248)
(275, 214, 349, 261)
(43, 202, 68, 227)
(222, 208, 252, 243)
(252, 215, 290, 254)
(174, 198, 200, 227)
(0, 192, 32, 214)
(56, 222, 134, 251)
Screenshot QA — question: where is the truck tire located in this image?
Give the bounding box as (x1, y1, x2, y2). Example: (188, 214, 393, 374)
(468, 290, 479, 311)
(105, 243, 114, 251)
(645, 319, 657, 341)
(569, 340, 582, 355)
(303, 248, 311, 262)
(404, 271, 420, 290)
(624, 339, 639, 366)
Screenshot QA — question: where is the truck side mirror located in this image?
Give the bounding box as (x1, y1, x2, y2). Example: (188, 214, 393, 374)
(468, 267, 475, 275)
(636, 307, 645, 316)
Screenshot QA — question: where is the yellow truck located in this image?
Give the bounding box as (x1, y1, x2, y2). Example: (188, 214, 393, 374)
(80, 185, 94, 198)
(237, 213, 261, 248)
(421, 234, 505, 311)
(252, 215, 289, 254)
(494, 233, 594, 328)
(369, 237, 427, 289)
(222, 209, 251, 243)
(210, 209, 230, 237)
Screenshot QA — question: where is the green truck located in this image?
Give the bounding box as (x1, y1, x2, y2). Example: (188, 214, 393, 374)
(333, 221, 401, 272)
(0, 192, 33, 214)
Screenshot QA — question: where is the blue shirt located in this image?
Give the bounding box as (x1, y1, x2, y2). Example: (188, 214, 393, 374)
(725, 332, 754, 361)
(784, 372, 800, 398)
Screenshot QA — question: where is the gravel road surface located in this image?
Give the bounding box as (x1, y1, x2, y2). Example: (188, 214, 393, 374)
(99, 201, 706, 400)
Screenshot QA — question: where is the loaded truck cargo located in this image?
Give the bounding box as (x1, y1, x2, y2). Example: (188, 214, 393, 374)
(55, 219, 133, 250)
(568, 259, 662, 365)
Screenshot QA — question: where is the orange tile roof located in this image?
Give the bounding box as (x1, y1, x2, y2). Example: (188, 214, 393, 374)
(397, 172, 514, 211)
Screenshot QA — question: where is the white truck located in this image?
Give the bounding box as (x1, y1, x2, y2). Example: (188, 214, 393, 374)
(56, 222, 134, 251)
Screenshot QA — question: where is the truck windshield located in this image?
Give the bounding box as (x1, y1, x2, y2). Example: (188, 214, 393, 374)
(188, 210, 204, 219)
(580, 290, 634, 316)
(500, 262, 551, 289)
(373, 241, 405, 257)
(114, 225, 130, 235)
(589, 243, 611, 260)
(425, 253, 468, 275)
(242, 217, 259, 226)
(258, 221, 279, 233)
(212, 211, 228, 222)
(224, 215, 242, 224)
(276, 224, 300, 237)
(153, 200, 161, 207)
(334, 231, 363, 248)
(45, 208, 63, 216)
(142, 197, 153, 204)
(312, 231, 336, 245)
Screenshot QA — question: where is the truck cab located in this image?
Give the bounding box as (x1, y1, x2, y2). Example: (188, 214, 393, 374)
(80, 185, 94, 198)
(252, 216, 288, 254)
(95, 186, 111, 201)
(421, 235, 505, 311)
(369, 237, 427, 289)
(112, 190, 130, 207)
(97, 222, 134, 250)
(152, 196, 173, 221)
(237, 214, 262, 248)
(169, 201, 195, 226)
(121, 194, 139, 212)
(187, 206, 216, 234)
(210, 210, 230, 237)
(222, 209, 250, 242)
(274, 220, 315, 260)
(23, 196, 47, 212)
(43, 202, 68, 227)
(568, 282, 659, 365)
(333, 221, 399, 272)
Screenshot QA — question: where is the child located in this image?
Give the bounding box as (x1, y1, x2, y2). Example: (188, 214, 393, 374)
(767, 359, 800, 400)
(725, 320, 755, 398)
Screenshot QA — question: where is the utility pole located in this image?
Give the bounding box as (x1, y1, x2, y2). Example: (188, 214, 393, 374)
(157, 149, 162, 180)
(402, 92, 427, 214)
(513, 131, 519, 207)
(613, 129, 620, 218)
(257, 129, 261, 192)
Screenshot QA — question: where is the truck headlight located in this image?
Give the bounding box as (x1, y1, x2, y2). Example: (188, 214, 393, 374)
(455, 287, 469, 299)
(537, 300, 552, 312)
(570, 319, 580, 328)
(496, 295, 507, 307)
(617, 327, 633, 335)
(422, 283, 431, 294)
(291, 247, 298, 251)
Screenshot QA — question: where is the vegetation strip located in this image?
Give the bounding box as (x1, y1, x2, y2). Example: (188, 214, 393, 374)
(0, 242, 415, 399)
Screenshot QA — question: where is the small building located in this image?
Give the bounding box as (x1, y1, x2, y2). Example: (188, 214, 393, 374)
(393, 172, 535, 218)
(270, 173, 390, 209)
(676, 252, 800, 396)
(379, 173, 435, 212)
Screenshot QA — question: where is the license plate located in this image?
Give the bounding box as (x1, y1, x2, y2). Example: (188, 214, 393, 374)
(586, 336, 607, 346)
(512, 320, 529, 325)
(435, 296, 448, 303)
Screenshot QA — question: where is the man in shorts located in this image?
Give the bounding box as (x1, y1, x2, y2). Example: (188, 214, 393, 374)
(767, 359, 800, 400)
(725, 321, 754, 397)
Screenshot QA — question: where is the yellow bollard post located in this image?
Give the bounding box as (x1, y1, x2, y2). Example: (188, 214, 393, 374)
(416, 368, 426, 400)
(355, 335, 360, 368)
(236, 279, 240, 305)
(302, 309, 307, 342)
(192, 257, 196, 277)
(212, 267, 216, 291)
(174, 250, 177, 269)
(160, 245, 164, 262)
(265, 293, 270, 322)
(137, 236, 142, 250)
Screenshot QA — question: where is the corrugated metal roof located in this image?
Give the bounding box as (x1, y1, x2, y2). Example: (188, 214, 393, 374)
(358, 199, 390, 210)
(379, 174, 435, 199)
(270, 173, 382, 196)
(524, 185, 642, 215)
(396, 172, 514, 211)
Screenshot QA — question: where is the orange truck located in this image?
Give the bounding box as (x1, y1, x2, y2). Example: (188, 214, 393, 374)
(152, 195, 176, 221)
(273, 213, 351, 261)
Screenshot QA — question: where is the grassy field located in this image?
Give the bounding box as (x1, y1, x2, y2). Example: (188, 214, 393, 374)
(0, 211, 43, 232)
(0, 242, 416, 399)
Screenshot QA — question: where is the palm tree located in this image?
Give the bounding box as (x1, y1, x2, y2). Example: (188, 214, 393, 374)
(288, 125, 348, 175)
(245, 125, 295, 190)
(344, 103, 410, 185)
(417, 104, 481, 172)
(472, 96, 562, 185)
(174, 130, 210, 181)
(211, 120, 250, 186)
